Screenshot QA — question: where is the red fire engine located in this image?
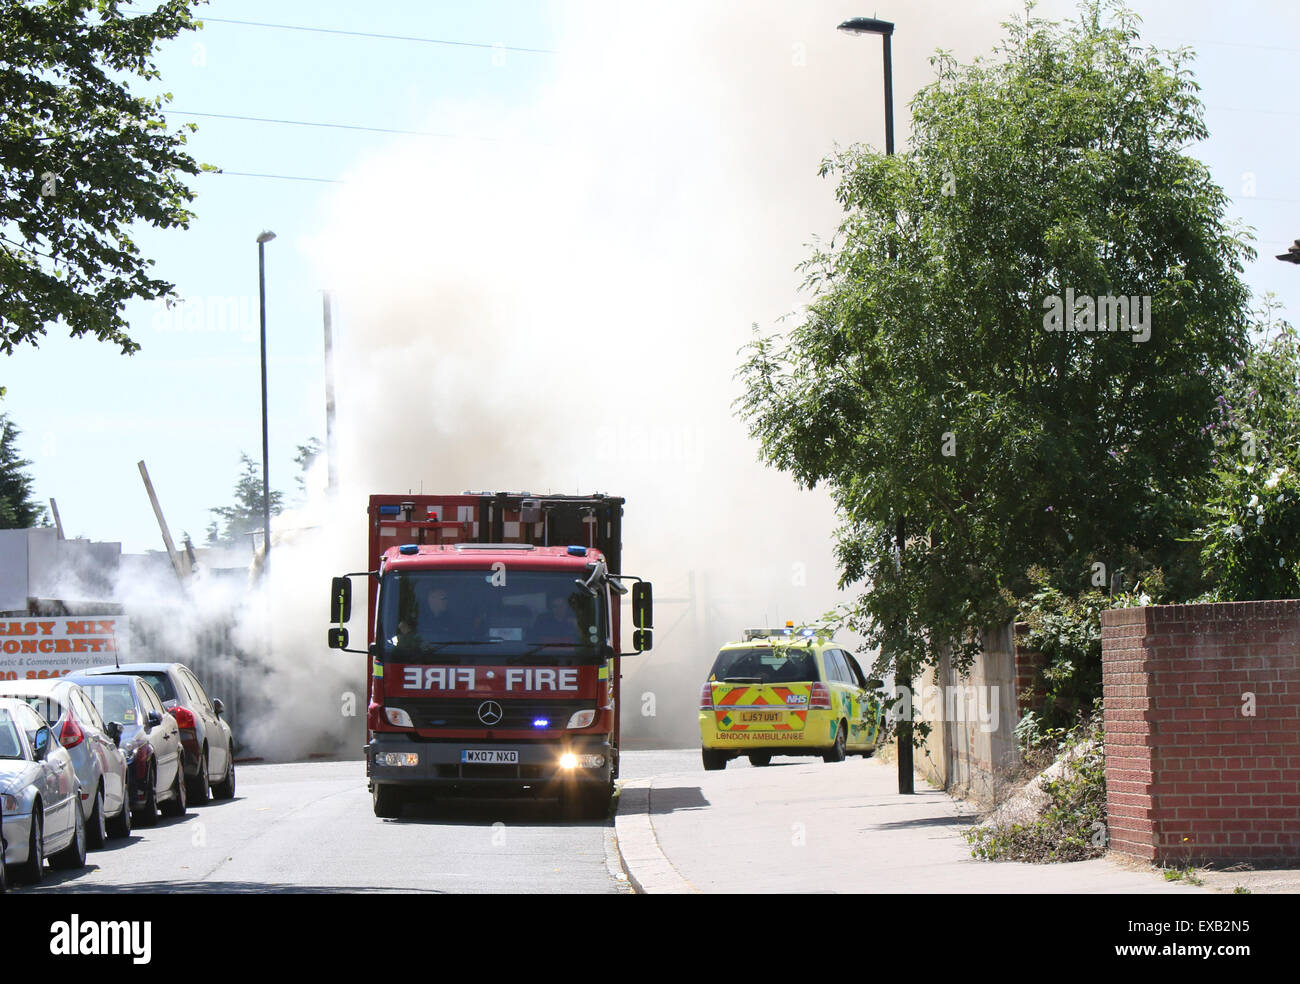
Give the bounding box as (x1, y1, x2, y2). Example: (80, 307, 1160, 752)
(328, 492, 652, 818)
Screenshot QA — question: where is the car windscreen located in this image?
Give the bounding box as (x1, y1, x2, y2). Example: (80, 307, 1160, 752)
(128, 672, 178, 703)
(0, 709, 24, 759)
(377, 569, 607, 665)
(709, 646, 820, 683)
(77, 683, 139, 727)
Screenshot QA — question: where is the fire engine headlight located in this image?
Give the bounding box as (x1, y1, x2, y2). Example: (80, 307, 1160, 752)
(385, 707, 414, 728)
(377, 752, 419, 767)
(559, 753, 605, 770)
(566, 709, 596, 729)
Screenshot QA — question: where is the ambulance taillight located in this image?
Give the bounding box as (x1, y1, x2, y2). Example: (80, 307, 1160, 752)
(699, 683, 714, 710)
(810, 682, 832, 710)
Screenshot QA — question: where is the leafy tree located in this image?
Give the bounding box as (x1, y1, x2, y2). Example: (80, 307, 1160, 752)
(207, 452, 283, 547)
(736, 0, 1253, 736)
(1198, 299, 1300, 600)
(0, 0, 210, 355)
(0, 390, 46, 528)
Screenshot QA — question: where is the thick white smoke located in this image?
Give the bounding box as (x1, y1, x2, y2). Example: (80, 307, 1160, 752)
(277, 0, 1016, 749)
(38, 1, 1022, 759)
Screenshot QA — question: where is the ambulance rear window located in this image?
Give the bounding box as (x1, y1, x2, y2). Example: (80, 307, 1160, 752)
(710, 647, 820, 683)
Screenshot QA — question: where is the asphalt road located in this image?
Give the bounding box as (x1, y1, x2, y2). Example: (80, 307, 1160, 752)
(13, 758, 650, 894)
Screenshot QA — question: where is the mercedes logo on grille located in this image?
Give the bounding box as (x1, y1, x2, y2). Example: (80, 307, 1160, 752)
(477, 700, 503, 726)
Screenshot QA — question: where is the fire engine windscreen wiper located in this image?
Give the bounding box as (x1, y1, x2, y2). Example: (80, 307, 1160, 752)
(422, 640, 501, 651)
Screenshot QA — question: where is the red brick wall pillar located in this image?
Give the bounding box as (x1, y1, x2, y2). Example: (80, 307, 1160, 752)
(1101, 601, 1300, 865)
(1012, 622, 1046, 718)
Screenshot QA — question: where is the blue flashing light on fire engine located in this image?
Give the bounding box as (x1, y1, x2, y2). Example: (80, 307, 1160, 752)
(533, 718, 550, 728)
(399, 544, 419, 555)
(567, 545, 587, 556)
(378, 504, 402, 515)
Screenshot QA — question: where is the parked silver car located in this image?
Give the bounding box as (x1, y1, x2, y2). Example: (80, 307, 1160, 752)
(0, 698, 86, 884)
(0, 679, 130, 847)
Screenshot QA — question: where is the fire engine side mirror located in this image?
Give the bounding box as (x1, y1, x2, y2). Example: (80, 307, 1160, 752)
(632, 582, 653, 652)
(328, 627, 349, 649)
(331, 577, 352, 624)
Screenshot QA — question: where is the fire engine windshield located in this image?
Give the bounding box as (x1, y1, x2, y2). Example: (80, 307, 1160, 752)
(377, 569, 607, 665)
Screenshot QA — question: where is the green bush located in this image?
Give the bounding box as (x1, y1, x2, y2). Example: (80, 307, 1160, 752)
(966, 702, 1107, 862)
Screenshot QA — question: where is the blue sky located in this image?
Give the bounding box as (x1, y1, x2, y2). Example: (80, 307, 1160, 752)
(3, 0, 1298, 554)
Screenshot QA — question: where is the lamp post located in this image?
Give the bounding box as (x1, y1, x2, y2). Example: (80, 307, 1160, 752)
(839, 15, 913, 794)
(256, 230, 276, 573)
(837, 17, 895, 156)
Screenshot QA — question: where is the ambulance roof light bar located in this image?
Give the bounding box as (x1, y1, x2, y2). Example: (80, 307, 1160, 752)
(741, 624, 822, 641)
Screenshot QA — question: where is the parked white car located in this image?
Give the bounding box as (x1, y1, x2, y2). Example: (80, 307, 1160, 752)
(0, 679, 130, 847)
(0, 698, 86, 885)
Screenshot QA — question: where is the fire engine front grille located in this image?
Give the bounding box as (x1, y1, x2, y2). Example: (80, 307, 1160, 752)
(391, 698, 591, 730)
(438, 764, 550, 780)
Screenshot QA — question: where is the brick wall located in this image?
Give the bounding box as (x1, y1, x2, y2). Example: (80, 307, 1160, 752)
(1012, 622, 1046, 718)
(1102, 601, 1300, 864)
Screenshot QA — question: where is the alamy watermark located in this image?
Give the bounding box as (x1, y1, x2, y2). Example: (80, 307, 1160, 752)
(886, 683, 1000, 734)
(1042, 287, 1151, 343)
(151, 295, 257, 334)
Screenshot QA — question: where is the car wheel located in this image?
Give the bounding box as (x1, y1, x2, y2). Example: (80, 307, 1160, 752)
(134, 765, 159, 827)
(160, 758, 188, 818)
(701, 748, 729, 771)
(188, 749, 210, 803)
(106, 790, 132, 839)
(372, 784, 404, 819)
(748, 752, 772, 767)
(16, 809, 43, 884)
(86, 785, 107, 849)
(211, 748, 235, 800)
(823, 721, 847, 763)
(49, 801, 86, 870)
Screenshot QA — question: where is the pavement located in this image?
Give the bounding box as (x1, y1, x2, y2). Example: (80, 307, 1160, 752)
(614, 749, 1241, 894)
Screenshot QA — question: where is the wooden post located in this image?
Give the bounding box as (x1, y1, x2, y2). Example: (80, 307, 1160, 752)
(138, 460, 187, 583)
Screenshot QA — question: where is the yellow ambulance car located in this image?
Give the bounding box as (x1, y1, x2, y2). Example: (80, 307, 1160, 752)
(698, 628, 884, 770)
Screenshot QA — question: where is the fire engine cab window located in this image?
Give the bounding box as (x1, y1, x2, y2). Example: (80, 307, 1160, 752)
(380, 570, 604, 663)
(709, 647, 817, 684)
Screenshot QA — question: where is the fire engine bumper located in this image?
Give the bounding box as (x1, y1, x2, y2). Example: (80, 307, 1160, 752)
(366, 734, 614, 793)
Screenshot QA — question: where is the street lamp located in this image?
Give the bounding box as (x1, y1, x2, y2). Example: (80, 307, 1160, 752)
(837, 17, 895, 156)
(256, 230, 276, 574)
(839, 15, 913, 794)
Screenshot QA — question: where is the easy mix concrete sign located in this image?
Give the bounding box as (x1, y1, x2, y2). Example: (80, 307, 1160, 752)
(0, 617, 129, 680)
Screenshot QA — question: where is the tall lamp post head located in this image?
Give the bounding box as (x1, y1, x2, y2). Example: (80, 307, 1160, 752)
(837, 17, 894, 36)
(257, 230, 277, 245)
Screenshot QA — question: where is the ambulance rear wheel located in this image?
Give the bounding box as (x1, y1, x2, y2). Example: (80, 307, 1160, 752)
(702, 748, 728, 771)
(823, 722, 848, 763)
(747, 753, 772, 767)
(372, 784, 405, 819)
